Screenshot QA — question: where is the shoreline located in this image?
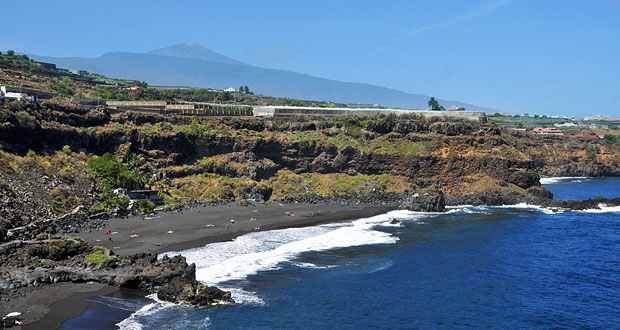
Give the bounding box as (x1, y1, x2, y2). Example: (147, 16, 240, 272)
(14, 186, 620, 328)
(6, 283, 119, 330)
(23, 203, 396, 328)
(78, 202, 397, 257)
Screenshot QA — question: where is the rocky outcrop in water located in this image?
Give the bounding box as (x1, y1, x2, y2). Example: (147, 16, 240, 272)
(157, 271, 233, 306)
(545, 196, 620, 211)
(445, 190, 549, 207)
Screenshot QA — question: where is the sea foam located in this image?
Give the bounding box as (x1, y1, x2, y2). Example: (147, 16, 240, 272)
(116, 294, 175, 330)
(496, 203, 565, 214)
(121, 210, 429, 327)
(575, 203, 620, 213)
(165, 210, 420, 288)
(540, 177, 588, 184)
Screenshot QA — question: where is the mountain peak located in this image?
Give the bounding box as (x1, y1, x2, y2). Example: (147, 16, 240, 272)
(148, 42, 244, 65)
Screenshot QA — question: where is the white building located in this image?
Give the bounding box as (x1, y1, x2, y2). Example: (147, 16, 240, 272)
(0, 86, 28, 100)
(554, 122, 578, 127)
(224, 87, 236, 93)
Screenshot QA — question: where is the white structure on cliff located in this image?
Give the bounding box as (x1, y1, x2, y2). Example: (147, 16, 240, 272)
(252, 106, 488, 122)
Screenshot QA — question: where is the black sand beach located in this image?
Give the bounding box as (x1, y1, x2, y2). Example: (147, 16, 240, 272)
(5, 283, 117, 330)
(18, 203, 395, 329)
(79, 202, 395, 257)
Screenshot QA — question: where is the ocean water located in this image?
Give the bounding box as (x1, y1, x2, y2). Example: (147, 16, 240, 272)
(541, 176, 620, 200)
(62, 177, 620, 329)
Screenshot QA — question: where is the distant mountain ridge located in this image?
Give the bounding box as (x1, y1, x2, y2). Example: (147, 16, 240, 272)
(29, 42, 491, 110)
(148, 41, 245, 65)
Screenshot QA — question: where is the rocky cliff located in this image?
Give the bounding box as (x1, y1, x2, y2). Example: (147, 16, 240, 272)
(0, 100, 619, 234)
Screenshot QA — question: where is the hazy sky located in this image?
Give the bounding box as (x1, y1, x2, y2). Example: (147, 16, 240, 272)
(2, 0, 619, 117)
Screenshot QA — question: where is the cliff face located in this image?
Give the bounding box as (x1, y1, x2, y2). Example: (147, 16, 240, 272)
(0, 102, 543, 193)
(526, 135, 620, 177)
(0, 100, 619, 229)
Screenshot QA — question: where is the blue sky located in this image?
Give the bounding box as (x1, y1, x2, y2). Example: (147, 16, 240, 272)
(2, 0, 619, 117)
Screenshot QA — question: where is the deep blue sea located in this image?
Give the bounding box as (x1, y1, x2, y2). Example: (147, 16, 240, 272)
(62, 177, 620, 330)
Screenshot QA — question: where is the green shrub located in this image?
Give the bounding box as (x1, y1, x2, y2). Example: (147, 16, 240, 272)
(84, 246, 113, 264)
(136, 199, 155, 213)
(201, 157, 215, 172)
(87, 153, 140, 189)
(61, 145, 72, 155)
(50, 196, 71, 216)
(27, 149, 36, 157)
(36, 233, 51, 240)
(110, 194, 130, 209)
(604, 134, 619, 145)
(51, 77, 76, 97)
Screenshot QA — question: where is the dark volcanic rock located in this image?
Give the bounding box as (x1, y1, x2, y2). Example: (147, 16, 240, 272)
(23, 237, 90, 261)
(446, 191, 620, 213)
(239, 183, 272, 202)
(445, 191, 547, 207)
(400, 191, 446, 212)
(546, 196, 620, 210)
(157, 276, 234, 306)
(0, 240, 234, 308)
(507, 170, 541, 189)
(527, 186, 554, 199)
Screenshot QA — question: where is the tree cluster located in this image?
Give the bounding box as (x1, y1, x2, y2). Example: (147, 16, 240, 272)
(87, 153, 143, 190)
(238, 85, 252, 94)
(428, 97, 445, 111)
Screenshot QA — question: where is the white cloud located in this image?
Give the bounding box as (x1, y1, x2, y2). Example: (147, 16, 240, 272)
(370, 0, 516, 56)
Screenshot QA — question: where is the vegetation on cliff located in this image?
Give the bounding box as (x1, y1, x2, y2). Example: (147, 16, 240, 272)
(1, 99, 618, 223)
(0, 87, 618, 239)
(83, 246, 115, 264)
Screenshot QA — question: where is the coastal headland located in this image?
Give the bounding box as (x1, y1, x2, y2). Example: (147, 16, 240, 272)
(0, 55, 620, 328)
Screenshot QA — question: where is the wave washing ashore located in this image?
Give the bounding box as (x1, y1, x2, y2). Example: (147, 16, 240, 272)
(54, 177, 620, 330)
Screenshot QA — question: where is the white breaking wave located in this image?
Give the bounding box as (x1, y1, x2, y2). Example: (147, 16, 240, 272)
(117, 294, 176, 330)
(121, 210, 431, 327)
(540, 177, 587, 184)
(171, 210, 421, 287)
(86, 296, 147, 312)
(575, 203, 620, 213)
(289, 261, 338, 269)
(118, 198, 620, 328)
(446, 205, 491, 215)
(224, 288, 264, 305)
(446, 205, 476, 209)
(497, 202, 620, 214)
(493, 203, 565, 214)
